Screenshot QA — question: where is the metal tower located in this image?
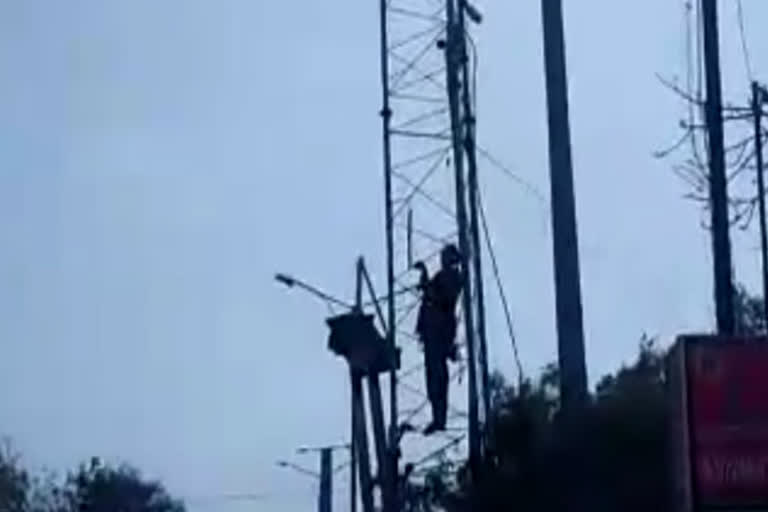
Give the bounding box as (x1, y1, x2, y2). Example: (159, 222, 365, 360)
(377, 0, 490, 486)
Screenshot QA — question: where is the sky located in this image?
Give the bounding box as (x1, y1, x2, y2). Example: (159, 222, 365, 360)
(2, 1, 768, 511)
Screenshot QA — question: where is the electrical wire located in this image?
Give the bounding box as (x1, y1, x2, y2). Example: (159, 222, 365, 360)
(477, 187, 524, 384)
(183, 492, 281, 504)
(476, 146, 547, 205)
(736, 0, 754, 83)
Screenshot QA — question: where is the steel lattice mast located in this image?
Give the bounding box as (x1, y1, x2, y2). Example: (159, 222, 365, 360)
(377, 0, 489, 485)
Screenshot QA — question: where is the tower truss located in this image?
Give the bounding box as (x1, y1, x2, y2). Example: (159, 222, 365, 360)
(377, 0, 490, 482)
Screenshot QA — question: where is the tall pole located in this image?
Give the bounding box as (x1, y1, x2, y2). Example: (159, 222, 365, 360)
(318, 448, 332, 512)
(540, 0, 588, 413)
(379, 0, 398, 503)
(752, 81, 768, 330)
(350, 382, 357, 512)
(376, 0, 399, 509)
(459, 0, 491, 434)
(701, 0, 735, 334)
(445, 0, 481, 474)
(352, 372, 376, 512)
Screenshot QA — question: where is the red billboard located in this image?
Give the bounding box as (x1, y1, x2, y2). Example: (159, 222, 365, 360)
(672, 336, 768, 510)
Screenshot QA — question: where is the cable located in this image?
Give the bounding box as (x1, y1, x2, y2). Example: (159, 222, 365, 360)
(736, 0, 753, 83)
(475, 146, 547, 205)
(695, 0, 703, 105)
(411, 434, 466, 468)
(682, 0, 707, 175)
(477, 187, 524, 384)
(183, 492, 279, 504)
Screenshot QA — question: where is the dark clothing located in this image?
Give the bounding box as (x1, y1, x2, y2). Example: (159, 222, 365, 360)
(424, 339, 449, 426)
(416, 267, 461, 353)
(415, 266, 462, 430)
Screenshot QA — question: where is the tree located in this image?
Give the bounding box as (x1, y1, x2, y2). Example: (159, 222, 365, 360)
(440, 335, 670, 512)
(0, 439, 29, 512)
(0, 447, 184, 512)
(62, 458, 184, 512)
(734, 283, 766, 335)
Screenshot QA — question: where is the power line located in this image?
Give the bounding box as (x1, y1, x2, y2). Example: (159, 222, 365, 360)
(476, 146, 547, 204)
(477, 188, 524, 383)
(183, 492, 286, 504)
(736, 0, 754, 83)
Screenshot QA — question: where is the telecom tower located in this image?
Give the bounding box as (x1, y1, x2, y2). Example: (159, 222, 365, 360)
(278, 2, 491, 511)
(377, 0, 489, 494)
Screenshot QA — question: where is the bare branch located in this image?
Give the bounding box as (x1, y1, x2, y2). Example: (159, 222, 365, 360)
(656, 73, 702, 106)
(653, 129, 692, 159)
(728, 147, 756, 182)
(656, 73, 751, 112)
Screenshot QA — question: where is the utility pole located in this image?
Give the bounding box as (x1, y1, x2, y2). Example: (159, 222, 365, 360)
(319, 448, 332, 512)
(540, 0, 588, 413)
(445, 0, 481, 475)
(752, 81, 768, 330)
(349, 389, 357, 512)
(278, 445, 349, 512)
(701, 0, 735, 334)
(376, 0, 399, 509)
(458, 0, 492, 435)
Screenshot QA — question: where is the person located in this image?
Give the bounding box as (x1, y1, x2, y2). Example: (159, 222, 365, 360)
(414, 243, 463, 436)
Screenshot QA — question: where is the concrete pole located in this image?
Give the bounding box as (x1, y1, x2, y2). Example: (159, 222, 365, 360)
(701, 0, 735, 334)
(318, 448, 332, 512)
(540, 0, 588, 413)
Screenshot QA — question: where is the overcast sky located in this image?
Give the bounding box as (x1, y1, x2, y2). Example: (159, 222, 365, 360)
(2, 1, 768, 511)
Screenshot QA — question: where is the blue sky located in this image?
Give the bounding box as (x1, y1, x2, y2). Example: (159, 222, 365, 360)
(2, 1, 768, 510)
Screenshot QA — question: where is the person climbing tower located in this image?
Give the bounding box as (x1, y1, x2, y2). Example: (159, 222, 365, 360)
(414, 243, 463, 436)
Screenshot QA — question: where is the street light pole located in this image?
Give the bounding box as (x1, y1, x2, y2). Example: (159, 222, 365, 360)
(752, 81, 768, 330)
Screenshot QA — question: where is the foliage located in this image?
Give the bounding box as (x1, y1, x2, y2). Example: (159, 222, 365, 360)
(0, 448, 184, 512)
(436, 282, 768, 511)
(62, 458, 184, 512)
(0, 439, 29, 512)
(734, 283, 766, 335)
(435, 334, 670, 512)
